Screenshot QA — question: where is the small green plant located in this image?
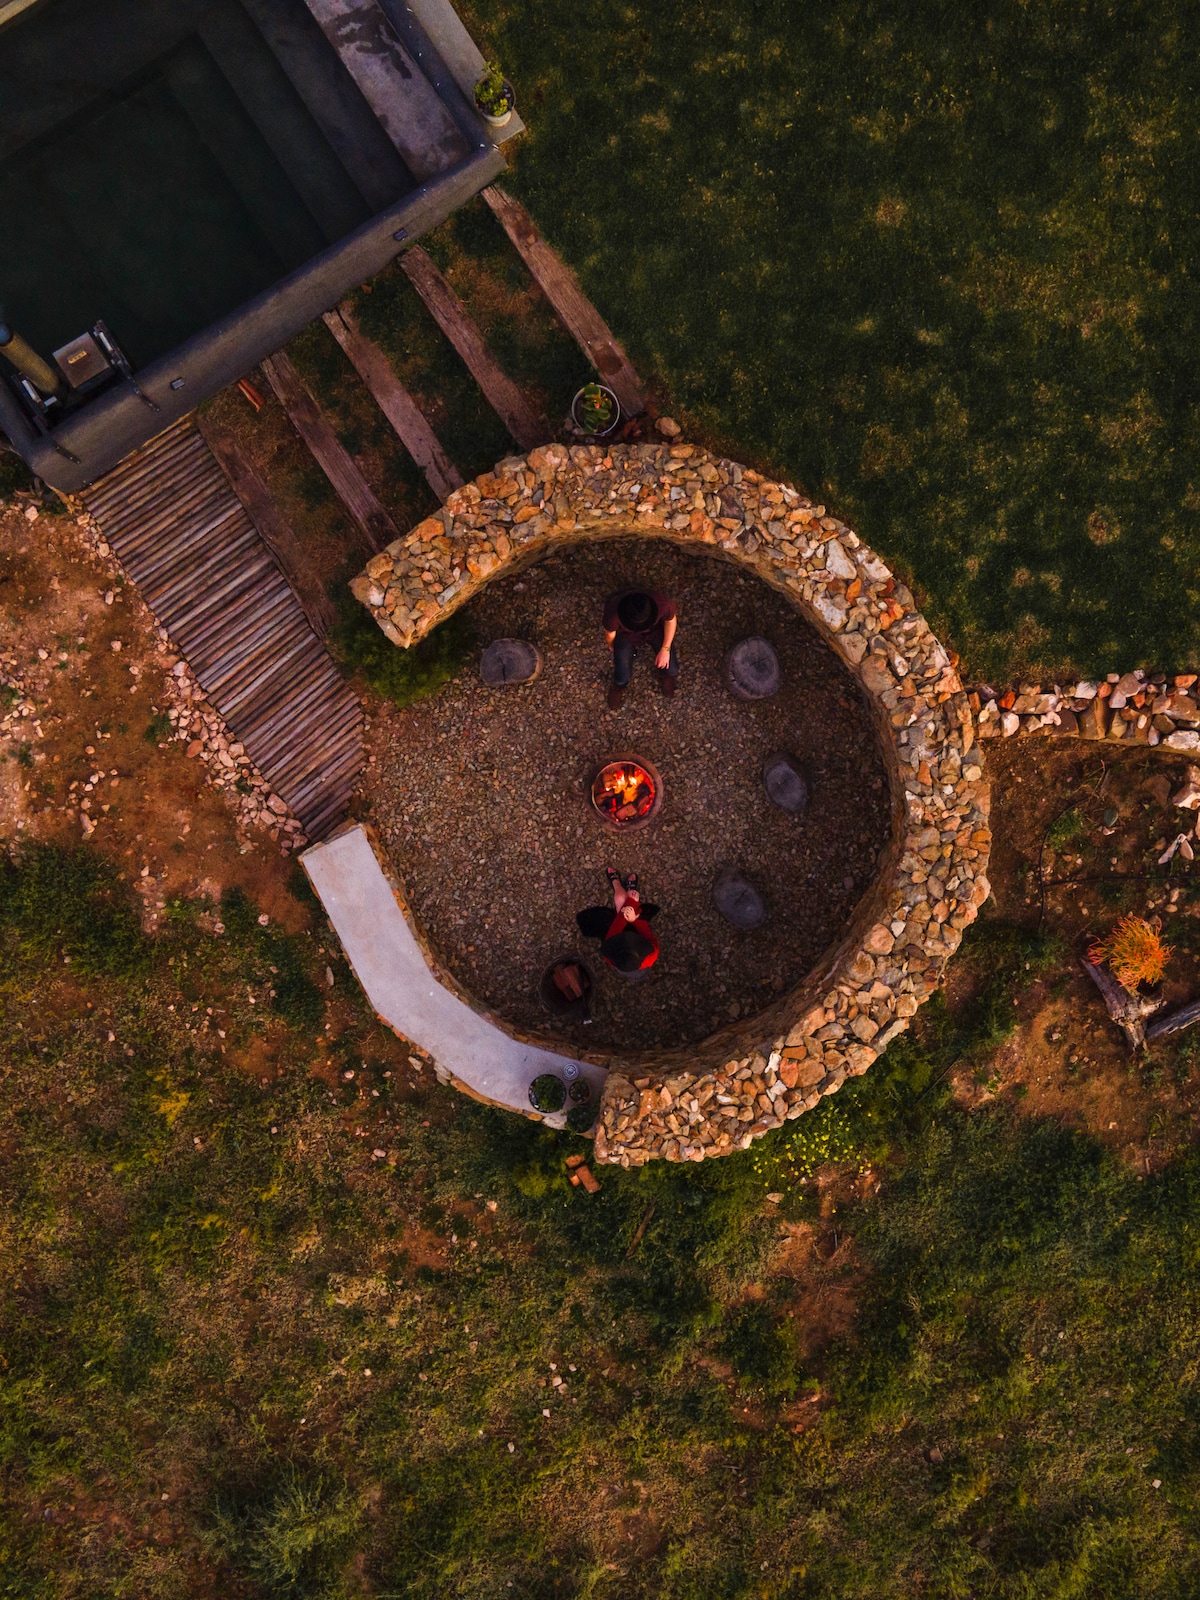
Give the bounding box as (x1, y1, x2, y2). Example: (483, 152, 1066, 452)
(15, 741, 33, 768)
(0, 446, 34, 499)
(335, 600, 473, 710)
(528, 1073, 566, 1112)
(566, 1103, 595, 1133)
(1046, 807, 1087, 849)
(144, 711, 172, 743)
(577, 382, 615, 433)
(474, 60, 513, 117)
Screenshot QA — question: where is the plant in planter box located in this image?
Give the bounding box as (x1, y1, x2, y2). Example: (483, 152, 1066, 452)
(474, 61, 515, 127)
(528, 1073, 566, 1113)
(566, 1103, 596, 1134)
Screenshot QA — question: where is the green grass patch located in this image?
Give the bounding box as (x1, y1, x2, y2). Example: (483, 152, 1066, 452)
(334, 597, 475, 709)
(470, 0, 1200, 680)
(3, 855, 1196, 1594)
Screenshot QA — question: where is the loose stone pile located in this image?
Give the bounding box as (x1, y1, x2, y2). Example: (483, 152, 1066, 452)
(351, 441, 992, 1168)
(975, 672, 1200, 749)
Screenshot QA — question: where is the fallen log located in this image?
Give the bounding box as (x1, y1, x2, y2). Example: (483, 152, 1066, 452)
(1080, 956, 1161, 1051)
(1146, 996, 1200, 1043)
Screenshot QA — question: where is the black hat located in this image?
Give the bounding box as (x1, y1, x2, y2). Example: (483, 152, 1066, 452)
(617, 591, 656, 631)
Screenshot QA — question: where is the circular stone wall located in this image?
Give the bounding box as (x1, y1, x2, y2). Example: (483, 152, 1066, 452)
(350, 441, 992, 1167)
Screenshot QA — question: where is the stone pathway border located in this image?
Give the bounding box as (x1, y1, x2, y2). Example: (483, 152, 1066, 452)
(350, 441, 992, 1166)
(301, 822, 604, 1122)
(974, 671, 1200, 749)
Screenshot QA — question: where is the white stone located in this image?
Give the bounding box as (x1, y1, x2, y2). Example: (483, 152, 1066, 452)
(812, 594, 846, 631)
(823, 539, 856, 580)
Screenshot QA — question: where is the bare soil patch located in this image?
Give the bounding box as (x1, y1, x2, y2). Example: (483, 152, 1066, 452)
(362, 538, 892, 1052)
(0, 503, 302, 928)
(957, 737, 1200, 1162)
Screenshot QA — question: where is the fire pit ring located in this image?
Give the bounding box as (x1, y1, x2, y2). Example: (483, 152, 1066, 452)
(590, 755, 663, 832)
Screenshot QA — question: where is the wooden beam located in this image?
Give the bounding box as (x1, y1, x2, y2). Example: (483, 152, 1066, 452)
(481, 185, 647, 419)
(322, 305, 464, 504)
(197, 415, 337, 642)
(399, 245, 548, 453)
(260, 351, 397, 553)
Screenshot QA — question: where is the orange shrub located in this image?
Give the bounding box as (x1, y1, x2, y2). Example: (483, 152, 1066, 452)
(1088, 915, 1172, 992)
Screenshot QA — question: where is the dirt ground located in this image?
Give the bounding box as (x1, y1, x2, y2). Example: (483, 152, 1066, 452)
(950, 736, 1200, 1168)
(362, 538, 892, 1052)
(0, 499, 304, 930)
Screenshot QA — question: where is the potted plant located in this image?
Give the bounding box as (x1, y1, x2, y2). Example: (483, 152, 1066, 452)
(571, 381, 621, 438)
(566, 1103, 596, 1134)
(528, 1073, 566, 1113)
(474, 61, 516, 128)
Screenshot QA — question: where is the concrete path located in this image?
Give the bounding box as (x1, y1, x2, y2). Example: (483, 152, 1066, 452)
(301, 824, 604, 1124)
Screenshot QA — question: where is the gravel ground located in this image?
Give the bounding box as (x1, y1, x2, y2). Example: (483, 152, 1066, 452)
(363, 539, 892, 1052)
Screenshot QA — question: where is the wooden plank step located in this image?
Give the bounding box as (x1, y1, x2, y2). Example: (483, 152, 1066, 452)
(149, 548, 280, 643)
(255, 681, 359, 767)
(85, 435, 211, 521)
(322, 304, 464, 504)
(261, 351, 398, 553)
(187, 586, 309, 690)
(127, 509, 255, 597)
(82, 416, 363, 840)
(481, 185, 648, 419)
(399, 245, 549, 453)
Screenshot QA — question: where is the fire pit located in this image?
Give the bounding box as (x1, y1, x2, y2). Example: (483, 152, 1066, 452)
(590, 756, 663, 831)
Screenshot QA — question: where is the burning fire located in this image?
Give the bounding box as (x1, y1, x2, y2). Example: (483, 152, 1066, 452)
(592, 761, 657, 824)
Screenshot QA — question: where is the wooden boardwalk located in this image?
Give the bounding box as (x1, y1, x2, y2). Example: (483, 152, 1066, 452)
(83, 418, 362, 841)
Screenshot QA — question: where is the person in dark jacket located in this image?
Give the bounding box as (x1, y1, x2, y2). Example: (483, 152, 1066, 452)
(603, 587, 678, 710)
(576, 869, 660, 974)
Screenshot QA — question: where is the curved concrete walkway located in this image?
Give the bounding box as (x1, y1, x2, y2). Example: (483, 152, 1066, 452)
(301, 824, 604, 1124)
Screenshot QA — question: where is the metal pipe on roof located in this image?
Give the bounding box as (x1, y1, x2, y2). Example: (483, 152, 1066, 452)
(0, 319, 63, 397)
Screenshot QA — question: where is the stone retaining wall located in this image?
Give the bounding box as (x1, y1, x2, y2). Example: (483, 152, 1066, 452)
(350, 442, 992, 1167)
(975, 671, 1200, 749)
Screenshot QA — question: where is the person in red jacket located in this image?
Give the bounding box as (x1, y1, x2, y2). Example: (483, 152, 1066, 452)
(575, 869, 660, 974)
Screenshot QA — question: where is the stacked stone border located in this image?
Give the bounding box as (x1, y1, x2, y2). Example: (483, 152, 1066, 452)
(975, 671, 1200, 750)
(350, 442, 992, 1167)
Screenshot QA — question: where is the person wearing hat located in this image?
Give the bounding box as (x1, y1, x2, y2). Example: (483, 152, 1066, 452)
(602, 587, 678, 710)
(576, 869, 660, 975)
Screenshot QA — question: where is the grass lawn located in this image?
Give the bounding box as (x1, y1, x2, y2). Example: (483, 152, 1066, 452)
(7, 5, 1200, 1596)
(3, 850, 1199, 1597)
(467, 0, 1200, 682)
